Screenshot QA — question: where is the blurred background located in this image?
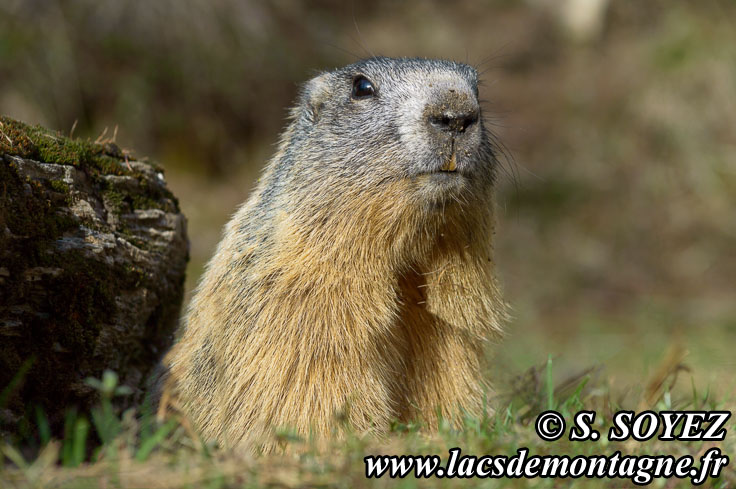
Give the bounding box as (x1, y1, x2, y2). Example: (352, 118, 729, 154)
(2, 0, 734, 398)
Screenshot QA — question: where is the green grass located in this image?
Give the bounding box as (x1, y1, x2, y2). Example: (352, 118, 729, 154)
(1, 359, 733, 488)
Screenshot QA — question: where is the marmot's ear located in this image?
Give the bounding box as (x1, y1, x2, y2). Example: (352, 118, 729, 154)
(297, 72, 331, 124)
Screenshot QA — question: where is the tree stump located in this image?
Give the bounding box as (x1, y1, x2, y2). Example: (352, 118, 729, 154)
(0, 116, 188, 436)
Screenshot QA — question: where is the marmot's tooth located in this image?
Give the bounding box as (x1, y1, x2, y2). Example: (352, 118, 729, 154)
(441, 151, 457, 172)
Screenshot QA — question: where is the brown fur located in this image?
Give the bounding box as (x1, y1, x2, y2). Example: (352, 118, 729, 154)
(160, 57, 506, 452)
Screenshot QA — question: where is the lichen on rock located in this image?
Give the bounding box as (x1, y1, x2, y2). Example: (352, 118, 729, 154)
(0, 116, 188, 436)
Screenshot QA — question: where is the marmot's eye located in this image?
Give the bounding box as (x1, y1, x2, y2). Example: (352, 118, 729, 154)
(352, 76, 375, 99)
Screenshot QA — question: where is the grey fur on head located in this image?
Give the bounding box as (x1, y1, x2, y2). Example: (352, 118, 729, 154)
(281, 57, 496, 209)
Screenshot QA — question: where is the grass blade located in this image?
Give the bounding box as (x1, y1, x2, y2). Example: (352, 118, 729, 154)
(546, 354, 555, 410)
(71, 417, 90, 467)
(135, 418, 178, 462)
(0, 357, 34, 408)
(35, 406, 51, 446)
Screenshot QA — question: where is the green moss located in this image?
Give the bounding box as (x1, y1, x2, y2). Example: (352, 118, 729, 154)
(1, 115, 157, 180)
(103, 189, 125, 213)
(36, 136, 94, 167)
(0, 117, 36, 158)
(1, 116, 97, 169)
(91, 153, 127, 175)
(0, 166, 76, 243)
(48, 180, 70, 194)
(1, 116, 178, 213)
(132, 194, 165, 211)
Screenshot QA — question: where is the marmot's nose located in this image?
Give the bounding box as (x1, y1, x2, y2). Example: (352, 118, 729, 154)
(428, 110, 479, 134)
(424, 88, 479, 136)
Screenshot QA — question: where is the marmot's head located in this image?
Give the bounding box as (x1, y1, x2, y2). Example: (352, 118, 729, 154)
(277, 57, 497, 218)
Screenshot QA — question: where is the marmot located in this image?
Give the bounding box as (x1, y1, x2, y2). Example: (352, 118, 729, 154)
(160, 57, 506, 452)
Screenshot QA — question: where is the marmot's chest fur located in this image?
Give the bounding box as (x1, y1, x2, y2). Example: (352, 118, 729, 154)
(160, 57, 505, 452)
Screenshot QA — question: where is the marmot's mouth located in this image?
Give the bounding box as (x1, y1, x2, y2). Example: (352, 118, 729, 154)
(439, 151, 457, 172)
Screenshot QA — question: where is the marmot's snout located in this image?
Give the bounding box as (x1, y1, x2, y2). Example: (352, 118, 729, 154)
(421, 83, 481, 173)
(424, 85, 479, 137)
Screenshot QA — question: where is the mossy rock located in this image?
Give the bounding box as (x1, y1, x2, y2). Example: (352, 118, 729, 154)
(0, 116, 188, 437)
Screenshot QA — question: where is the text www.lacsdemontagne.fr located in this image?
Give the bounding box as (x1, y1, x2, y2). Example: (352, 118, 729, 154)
(364, 447, 729, 485)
